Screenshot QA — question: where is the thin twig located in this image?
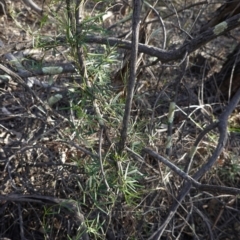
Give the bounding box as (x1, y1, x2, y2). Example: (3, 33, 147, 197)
(118, 0, 141, 152)
(143, 0, 166, 49)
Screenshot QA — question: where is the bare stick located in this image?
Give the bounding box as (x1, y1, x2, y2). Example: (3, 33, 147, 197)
(118, 0, 141, 153)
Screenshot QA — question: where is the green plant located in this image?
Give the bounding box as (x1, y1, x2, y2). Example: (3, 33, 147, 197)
(42, 206, 58, 236)
(218, 154, 240, 183)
